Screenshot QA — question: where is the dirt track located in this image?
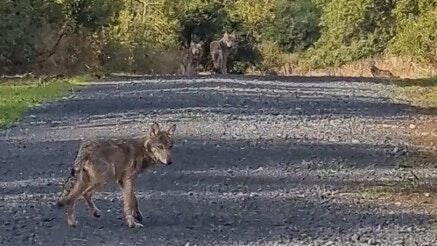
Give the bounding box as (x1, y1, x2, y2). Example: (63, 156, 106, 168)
(0, 76, 436, 245)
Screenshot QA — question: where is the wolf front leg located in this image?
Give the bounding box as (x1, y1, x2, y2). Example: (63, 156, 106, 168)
(221, 52, 228, 74)
(120, 178, 144, 228)
(132, 195, 143, 222)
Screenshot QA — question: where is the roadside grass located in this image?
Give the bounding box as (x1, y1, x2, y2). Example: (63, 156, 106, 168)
(392, 77, 437, 109)
(357, 180, 437, 216)
(391, 76, 437, 154)
(355, 77, 437, 216)
(0, 75, 92, 128)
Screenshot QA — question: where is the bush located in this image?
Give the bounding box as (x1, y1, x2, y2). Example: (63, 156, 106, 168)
(303, 0, 395, 68)
(257, 40, 283, 72)
(389, 0, 437, 66)
(101, 41, 181, 74)
(268, 0, 321, 53)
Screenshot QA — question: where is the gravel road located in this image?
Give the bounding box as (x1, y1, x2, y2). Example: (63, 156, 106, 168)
(0, 76, 436, 245)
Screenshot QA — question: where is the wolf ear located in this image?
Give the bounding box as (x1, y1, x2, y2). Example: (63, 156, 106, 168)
(150, 122, 160, 137)
(230, 31, 236, 38)
(168, 124, 176, 137)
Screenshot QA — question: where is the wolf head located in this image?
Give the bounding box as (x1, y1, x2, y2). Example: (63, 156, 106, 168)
(190, 41, 204, 56)
(222, 32, 236, 48)
(146, 122, 176, 165)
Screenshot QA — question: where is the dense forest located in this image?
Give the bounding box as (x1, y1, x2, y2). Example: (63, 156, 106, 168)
(0, 0, 436, 76)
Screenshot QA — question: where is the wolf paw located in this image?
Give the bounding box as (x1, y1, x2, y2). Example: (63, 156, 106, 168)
(128, 221, 144, 229)
(68, 219, 78, 228)
(126, 215, 144, 228)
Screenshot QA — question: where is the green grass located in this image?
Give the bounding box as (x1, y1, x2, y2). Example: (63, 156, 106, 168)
(0, 76, 91, 128)
(358, 186, 392, 200)
(392, 77, 437, 108)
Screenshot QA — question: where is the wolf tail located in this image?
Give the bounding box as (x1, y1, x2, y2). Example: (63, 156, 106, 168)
(58, 147, 89, 203)
(58, 168, 77, 201)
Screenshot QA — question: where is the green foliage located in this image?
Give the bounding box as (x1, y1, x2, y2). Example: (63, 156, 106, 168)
(0, 0, 122, 74)
(101, 0, 179, 73)
(303, 0, 396, 68)
(110, 0, 177, 47)
(62, 0, 122, 32)
(227, 0, 276, 38)
(0, 79, 75, 128)
(268, 0, 321, 53)
(257, 40, 284, 72)
(163, 0, 228, 44)
(0, 0, 65, 73)
(1, 0, 436, 74)
(230, 33, 262, 74)
(389, 1, 437, 65)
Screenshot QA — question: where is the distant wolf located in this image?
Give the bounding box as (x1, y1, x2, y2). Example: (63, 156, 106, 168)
(57, 122, 176, 228)
(369, 62, 395, 78)
(180, 41, 204, 76)
(210, 32, 237, 74)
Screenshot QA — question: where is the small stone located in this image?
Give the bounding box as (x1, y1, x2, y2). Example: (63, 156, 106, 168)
(42, 217, 53, 222)
(351, 234, 360, 241)
(253, 167, 264, 172)
(368, 238, 377, 245)
(409, 124, 417, 129)
(351, 139, 360, 144)
(424, 193, 430, 197)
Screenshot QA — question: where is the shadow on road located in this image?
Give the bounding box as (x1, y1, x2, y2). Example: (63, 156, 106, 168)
(0, 137, 433, 244)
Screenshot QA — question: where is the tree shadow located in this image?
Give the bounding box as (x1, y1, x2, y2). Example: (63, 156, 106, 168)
(0, 135, 434, 244)
(21, 77, 432, 126)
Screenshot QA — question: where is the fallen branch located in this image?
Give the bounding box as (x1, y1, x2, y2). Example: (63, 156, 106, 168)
(0, 73, 35, 79)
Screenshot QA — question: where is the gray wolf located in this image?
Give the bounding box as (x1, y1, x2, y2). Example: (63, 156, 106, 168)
(57, 122, 176, 228)
(210, 32, 237, 74)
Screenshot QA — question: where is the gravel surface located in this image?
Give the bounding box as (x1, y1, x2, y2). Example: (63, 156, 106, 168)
(0, 76, 436, 245)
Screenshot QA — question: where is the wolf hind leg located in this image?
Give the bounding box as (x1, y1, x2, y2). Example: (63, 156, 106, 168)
(83, 189, 101, 218)
(57, 168, 92, 227)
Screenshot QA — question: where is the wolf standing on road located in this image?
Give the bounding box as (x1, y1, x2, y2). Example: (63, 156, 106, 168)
(57, 122, 176, 228)
(210, 32, 237, 74)
(180, 41, 204, 76)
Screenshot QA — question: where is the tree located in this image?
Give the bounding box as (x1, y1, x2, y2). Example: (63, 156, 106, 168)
(303, 0, 396, 68)
(163, 0, 228, 46)
(268, 0, 321, 53)
(389, 0, 437, 66)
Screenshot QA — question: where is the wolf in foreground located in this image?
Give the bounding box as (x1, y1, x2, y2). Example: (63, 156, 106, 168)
(57, 122, 176, 228)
